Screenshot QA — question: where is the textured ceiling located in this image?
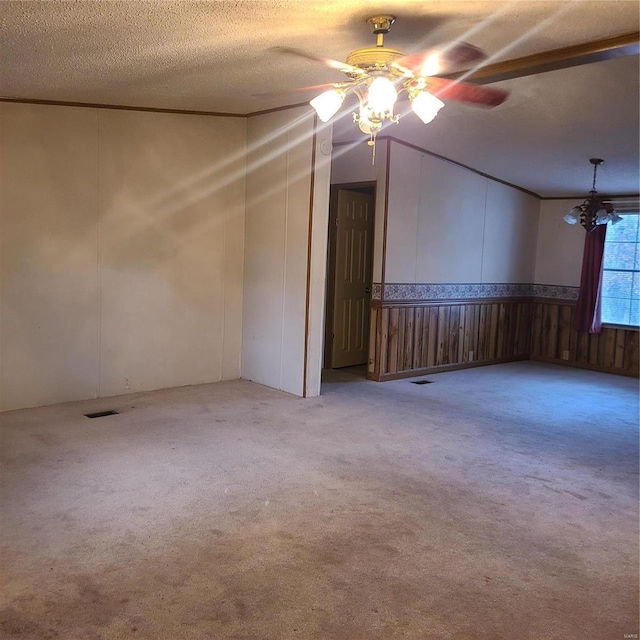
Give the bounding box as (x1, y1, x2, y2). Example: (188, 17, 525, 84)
(1, 0, 639, 196)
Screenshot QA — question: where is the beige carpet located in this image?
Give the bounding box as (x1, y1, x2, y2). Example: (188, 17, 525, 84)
(1, 362, 638, 639)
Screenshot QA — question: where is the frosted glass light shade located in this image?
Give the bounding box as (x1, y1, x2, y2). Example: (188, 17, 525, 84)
(610, 212, 623, 225)
(367, 77, 397, 115)
(411, 90, 444, 124)
(310, 89, 344, 122)
(563, 207, 580, 225)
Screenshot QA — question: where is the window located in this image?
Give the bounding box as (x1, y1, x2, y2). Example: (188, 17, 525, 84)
(601, 213, 640, 326)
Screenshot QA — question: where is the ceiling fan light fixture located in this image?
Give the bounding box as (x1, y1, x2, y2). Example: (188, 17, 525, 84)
(300, 16, 508, 162)
(410, 90, 444, 124)
(564, 158, 619, 233)
(310, 88, 345, 122)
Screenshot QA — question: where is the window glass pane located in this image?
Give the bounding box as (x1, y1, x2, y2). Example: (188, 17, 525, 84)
(601, 296, 630, 325)
(630, 299, 640, 326)
(633, 272, 640, 298)
(602, 270, 632, 298)
(607, 215, 638, 242)
(603, 242, 636, 269)
(601, 213, 639, 327)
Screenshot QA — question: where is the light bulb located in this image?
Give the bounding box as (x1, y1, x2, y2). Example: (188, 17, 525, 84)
(310, 89, 345, 122)
(366, 77, 397, 116)
(411, 90, 445, 124)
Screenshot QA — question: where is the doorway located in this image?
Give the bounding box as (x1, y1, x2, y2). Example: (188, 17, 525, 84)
(323, 182, 376, 376)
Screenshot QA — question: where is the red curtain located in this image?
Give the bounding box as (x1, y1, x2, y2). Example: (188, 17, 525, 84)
(575, 225, 607, 334)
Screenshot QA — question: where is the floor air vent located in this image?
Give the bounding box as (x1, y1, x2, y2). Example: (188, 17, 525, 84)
(84, 410, 119, 418)
(410, 380, 433, 385)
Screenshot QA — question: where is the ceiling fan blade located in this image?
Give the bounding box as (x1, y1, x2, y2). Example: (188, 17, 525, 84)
(270, 46, 365, 76)
(393, 42, 486, 77)
(425, 77, 508, 107)
(253, 83, 340, 99)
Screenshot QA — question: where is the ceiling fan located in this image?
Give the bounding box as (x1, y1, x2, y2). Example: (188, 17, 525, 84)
(274, 15, 509, 154)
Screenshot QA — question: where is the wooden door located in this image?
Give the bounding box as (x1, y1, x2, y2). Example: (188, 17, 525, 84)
(331, 189, 375, 368)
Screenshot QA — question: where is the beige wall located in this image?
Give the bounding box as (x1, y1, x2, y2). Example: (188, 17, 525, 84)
(392, 149, 488, 283)
(535, 199, 585, 286)
(0, 102, 246, 411)
(388, 143, 539, 284)
(305, 126, 333, 397)
(242, 108, 331, 397)
(1, 104, 100, 411)
(332, 138, 539, 286)
(482, 179, 539, 283)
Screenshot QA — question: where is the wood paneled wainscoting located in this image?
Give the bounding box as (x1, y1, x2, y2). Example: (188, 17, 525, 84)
(367, 296, 639, 381)
(530, 299, 639, 376)
(368, 299, 532, 381)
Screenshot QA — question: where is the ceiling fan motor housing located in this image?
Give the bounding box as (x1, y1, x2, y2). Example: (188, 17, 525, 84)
(346, 46, 406, 73)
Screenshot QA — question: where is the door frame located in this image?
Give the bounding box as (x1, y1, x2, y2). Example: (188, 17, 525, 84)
(324, 181, 377, 369)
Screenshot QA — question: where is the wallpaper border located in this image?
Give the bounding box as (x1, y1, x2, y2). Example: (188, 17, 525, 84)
(371, 283, 579, 301)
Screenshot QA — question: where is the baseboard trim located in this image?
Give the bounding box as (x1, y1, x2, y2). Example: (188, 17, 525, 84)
(368, 356, 529, 381)
(529, 355, 640, 378)
(368, 355, 639, 381)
